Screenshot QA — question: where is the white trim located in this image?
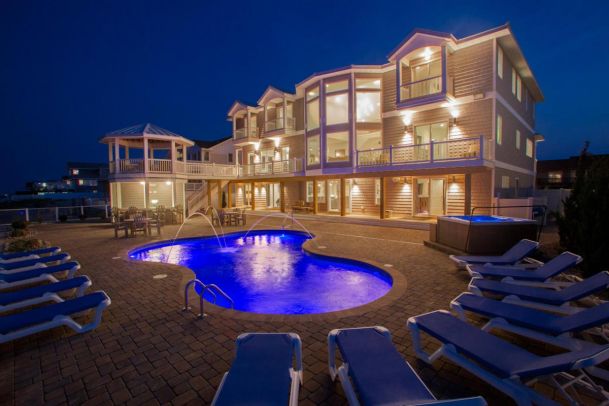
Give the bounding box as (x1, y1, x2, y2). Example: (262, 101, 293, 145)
(494, 160, 535, 176)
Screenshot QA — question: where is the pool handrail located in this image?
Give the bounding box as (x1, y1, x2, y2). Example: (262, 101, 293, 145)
(183, 278, 234, 318)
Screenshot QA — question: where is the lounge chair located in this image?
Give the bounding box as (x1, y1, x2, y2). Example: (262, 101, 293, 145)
(0, 253, 71, 272)
(408, 310, 609, 405)
(0, 291, 111, 343)
(0, 261, 80, 289)
(466, 251, 582, 286)
(449, 239, 540, 269)
(212, 333, 303, 406)
(468, 271, 609, 314)
(0, 247, 61, 263)
(0, 275, 91, 312)
(328, 326, 487, 405)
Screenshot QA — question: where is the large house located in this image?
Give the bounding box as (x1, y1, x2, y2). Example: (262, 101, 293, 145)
(101, 23, 544, 219)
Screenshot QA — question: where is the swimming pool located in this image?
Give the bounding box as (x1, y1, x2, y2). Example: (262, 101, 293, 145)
(129, 230, 392, 315)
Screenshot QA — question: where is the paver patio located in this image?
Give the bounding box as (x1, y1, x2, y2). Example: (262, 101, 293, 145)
(0, 217, 595, 405)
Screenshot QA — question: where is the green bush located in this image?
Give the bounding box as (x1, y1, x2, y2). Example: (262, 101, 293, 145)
(557, 145, 609, 277)
(11, 219, 28, 229)
(3, 238, 50, 253)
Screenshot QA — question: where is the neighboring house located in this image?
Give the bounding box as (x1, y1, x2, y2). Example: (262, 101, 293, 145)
(536, 154, 609, 189)
(64, 162, 109, 196)
(102, 23, 544, 218)
(187, 137, 233, 164)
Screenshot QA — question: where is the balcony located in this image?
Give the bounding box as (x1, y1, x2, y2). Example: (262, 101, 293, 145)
(239, 158, 303, 178)
(264, 117, 295, 133)
(400, 76, 442, 101)
(109, 159, 239, 179)
(234, 127, 259, 139)
(356, 136, 488, 170)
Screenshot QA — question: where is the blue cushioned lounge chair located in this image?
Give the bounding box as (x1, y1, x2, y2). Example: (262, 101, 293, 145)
(328, 326, 486, 406)
(0, 253, 71, 272)
(0, 247, 61, 263)
(449, 239, 540, 269)
(466, 252, 582, 287)
(0, 275, 91, 312)
(408, 310, 609, 405)
(212, 333, 303, 406)
(0, 291, 111, 343)
(469, 271, 609, 314)
(0, 261, 80, 289)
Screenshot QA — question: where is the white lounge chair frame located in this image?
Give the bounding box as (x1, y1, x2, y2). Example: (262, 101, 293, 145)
(0, 262, 80, 290)
(0, 278, 91, 313)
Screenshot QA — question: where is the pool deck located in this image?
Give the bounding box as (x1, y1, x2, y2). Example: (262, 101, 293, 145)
(0, 217, 598, 405)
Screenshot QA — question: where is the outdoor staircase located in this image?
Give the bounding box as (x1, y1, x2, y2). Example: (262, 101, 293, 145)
(186, 183, 207, 215)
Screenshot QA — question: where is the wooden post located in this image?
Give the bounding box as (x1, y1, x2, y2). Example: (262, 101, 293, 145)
(217, 181, 222, 208)
(464, 174, 472, 215)
(250, 182, 256, 211)
(114, 140, 120, 173)
(340, 178, 346, 216)
(280, 182, 285, 213)
(207, 180, 212, 207)
(380, 177, 386, 219)
(143, 138, 149, 174)
(312, 179, 318, 214)
(227, 182, 232, 209)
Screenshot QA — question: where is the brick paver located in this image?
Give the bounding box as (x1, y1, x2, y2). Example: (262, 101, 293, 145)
(0, 217, 597, 405)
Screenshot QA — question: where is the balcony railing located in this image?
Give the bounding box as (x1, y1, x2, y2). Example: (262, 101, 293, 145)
(148, 159, 172, 173)
(118, 159, 144, 173)
(400, 75, 442, 100)
(356, 136, 486, 168)
(239, 158, 303, 177)
(110, 159, 239, 178)
(265, 116, 295, 132)
(234, 127, 259, 139)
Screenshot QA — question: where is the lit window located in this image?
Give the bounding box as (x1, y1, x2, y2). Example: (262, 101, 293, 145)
(496, 114, 503, 145)
(228, 153, 233, 163)
(526, 139, 533, 158)
(307, 135, 320, 166)
(306, 181, 314, 202)
(356, 78, 381, 89)
(516, 129, 521, 150)
(356, 91, 381, 123)
(326, 131, 349, 162)
(306, 87, 319, 100)
(511, 68, 516, 95)
(548, 172, 562, 183)
(516, 75, 522, 101)
(375, 179, 381, 205)
(497, 46, 503, 79)
(326, 93, 349, 126)
(78, 179, 84, 186)
(317, 181, 326, 203)
(325, 80, 348, 93)
(71, 169, 79, 175)
(501, 175, 510, 189)
(306, 85, 320, 131)
(357, 130, 381, 150)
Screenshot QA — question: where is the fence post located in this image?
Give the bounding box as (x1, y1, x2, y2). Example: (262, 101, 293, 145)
(25, 208, 30, 222)
(55, 207, 59, 222)
(389, 145, 393, 165)
(105, 205, 109, 219)
(80, 206, 84, 216)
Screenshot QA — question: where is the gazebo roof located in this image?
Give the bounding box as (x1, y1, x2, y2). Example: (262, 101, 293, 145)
(100, 123, 194, 146)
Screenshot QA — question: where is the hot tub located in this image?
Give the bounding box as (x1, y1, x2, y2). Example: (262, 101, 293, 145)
(434, 215, 538, 255)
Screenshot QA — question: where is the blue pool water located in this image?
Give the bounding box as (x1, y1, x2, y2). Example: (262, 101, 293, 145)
(447, 215, 521, 222)
(129, 230, 392, 315)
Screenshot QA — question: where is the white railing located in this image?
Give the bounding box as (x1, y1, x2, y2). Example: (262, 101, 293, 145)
(185, 162, 239, 177)
(148, 159, 172, 173)
(119, 159, 144, 173)
(400, 75, 442, 100)
(357, 136, 485, 167)
(234, 127, 259, 139)
(265, 116, 295, 132)
(239, 158, 303, 177)
(0, 204, 110, 225)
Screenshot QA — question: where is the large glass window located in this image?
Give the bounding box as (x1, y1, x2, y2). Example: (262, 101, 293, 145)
(325, 80, 348, 93)
(307, 135, 320, 166)
(356, 79, 381, 123)
(306, 181, 314, 202)
(306, 85, 320, 130)
(496, 114, 503, 145)
(356, 130, 381, 150)
(325, 79, 349, 126)
(326, 131, 349, 162)
(526, 139, 533, 158)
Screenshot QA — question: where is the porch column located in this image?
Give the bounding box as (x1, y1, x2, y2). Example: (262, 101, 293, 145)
(107, 143, 113, 162)
(217, 181, 222, 208)
(464, 174, 472, 215)
(171, 140, 176, 174)
(143, 181, 149, 209)
(280, 181, 285, 213)
(207, 180, 212, 208)
(340, 178, 346, 217)
(143, 138, 149, 174)
(380, 177, 386, 219)
(227, 182, 232, 209)
(250, 182, 256, 210)
(125, 146, 129, 159)
(114, 140, 120, 173)
(312, 179, 318, 214)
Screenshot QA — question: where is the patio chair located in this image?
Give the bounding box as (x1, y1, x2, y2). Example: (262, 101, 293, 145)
(211, 333, 303, 406)
(130, 214, 148, 237)
(234, 208, 246, 226)
(212, 209, 225, 227)
(468, 271, 609, 314)
(0, 261, 80, 289)
(0, 253, 71, 272)
(0, 247, 61, 263)
(466, 251, 583, 286)
(449, 239, 540, 269)
(328, 326, 487, 405)
(0, 275, 91, 312)
(408, 310, 609, 405)
(0, 290, 111, 343)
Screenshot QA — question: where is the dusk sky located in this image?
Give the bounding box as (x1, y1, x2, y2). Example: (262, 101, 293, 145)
(1, 0, 608, 193)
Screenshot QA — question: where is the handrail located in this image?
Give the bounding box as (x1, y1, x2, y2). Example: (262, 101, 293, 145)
(400, 74, 442, 88)
(183, 278, 234, 318)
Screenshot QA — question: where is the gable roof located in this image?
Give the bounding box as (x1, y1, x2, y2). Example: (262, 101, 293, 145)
(191, 136, 231, 149)
(227, 100, 258, 118)
(257, 85, 295, 106)
(99, 123, 194, 145)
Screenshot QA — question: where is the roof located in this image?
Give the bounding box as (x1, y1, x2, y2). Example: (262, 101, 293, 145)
(257, 85, 295, 106)
(191, 136, 231, 149)
(105, 123, 182, 137)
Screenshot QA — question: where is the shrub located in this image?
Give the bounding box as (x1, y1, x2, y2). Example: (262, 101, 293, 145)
(11, 220, 28, 230)
(556, 144, 609, 277)
(3, 238, 49, 253)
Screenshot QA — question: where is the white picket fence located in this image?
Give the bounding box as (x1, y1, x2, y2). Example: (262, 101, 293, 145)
(0, 204, 110, 225)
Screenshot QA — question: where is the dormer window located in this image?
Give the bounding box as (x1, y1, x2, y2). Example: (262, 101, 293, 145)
(399, 47, 442, 101)
(265, 99, 294, 132)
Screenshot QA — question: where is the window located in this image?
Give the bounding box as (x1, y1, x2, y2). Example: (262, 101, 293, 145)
(516, 75, 522, 102)
(496, 114, 503, 145)
(548, 172, 563, 183)
(526, 139, 533, 158)
(409, 59, 441, 99)
(317, 180, 326, 203)
(356, 130, 381, 150)
(501, 175, 510, 189)
(306, 181, 314, 202)
(325, 79, 349, 126)
(511, 68, 516, 95)
(203, 151, 210, 161)
(497, 46, 503, 79)
(71, 169, 79, 175)
(375, 179, 381, 205)
(356, 78, 381, 123)
(326, 131, 349, 162)
(515, 129, 521, 150)
(306, 85, 320, 130)
(307, 135, 320, 166)
(228, 153, 233, 163)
